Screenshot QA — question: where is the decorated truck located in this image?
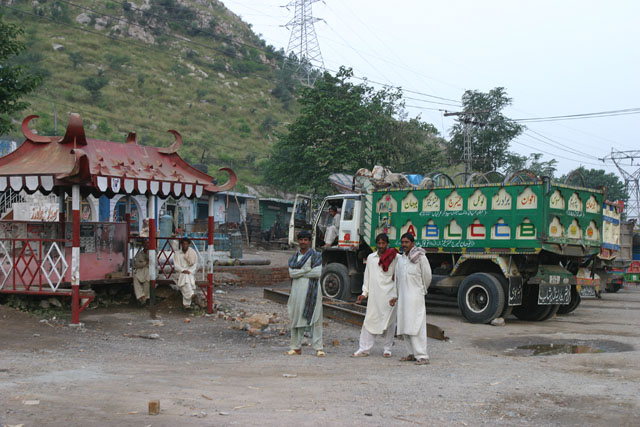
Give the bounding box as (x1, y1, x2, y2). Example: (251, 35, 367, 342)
(289, 173, 605, 323)
(592, 201, 633, 294)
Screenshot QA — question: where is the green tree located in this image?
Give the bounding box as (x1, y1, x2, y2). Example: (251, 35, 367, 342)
(560, 167, 628, 203)
(0, 15, 42, 135)
(263, 67, 445, 195)
(448, 87, 524, 172)
(504, 152, 558, 178)
(80, 75, 109, 100)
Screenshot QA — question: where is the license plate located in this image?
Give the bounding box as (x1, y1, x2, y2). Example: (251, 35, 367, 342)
(579, 286, 596, 297)
(538, 284, 570, 305)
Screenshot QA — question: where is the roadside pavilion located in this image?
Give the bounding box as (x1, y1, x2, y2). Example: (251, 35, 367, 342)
(0, 114, 235, 323)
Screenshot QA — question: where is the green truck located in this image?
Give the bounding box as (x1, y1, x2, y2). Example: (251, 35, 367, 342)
(289, 174, 604, 323)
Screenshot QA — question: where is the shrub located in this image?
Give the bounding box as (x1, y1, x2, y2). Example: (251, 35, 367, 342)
(105, 53, 131, 70)
(81, 76, 109, 100)
(67, 51, 84, 69)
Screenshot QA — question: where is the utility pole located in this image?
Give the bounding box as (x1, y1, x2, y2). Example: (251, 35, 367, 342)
(444, 110, 489, 176)
(601, 149, 640, 221)
(283, 0, 325, 86)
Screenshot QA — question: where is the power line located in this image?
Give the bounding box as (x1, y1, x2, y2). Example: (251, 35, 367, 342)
(324, 1, 463, 94)
(511, 139, 607, 167)
(513, 108, 640, 123)
(522, 130, 601, 161)
(405, 105, 448, 112)
(403, 97, 461, 108)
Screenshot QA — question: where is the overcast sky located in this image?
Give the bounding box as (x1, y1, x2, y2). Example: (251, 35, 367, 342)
(223, 0, 639, 178)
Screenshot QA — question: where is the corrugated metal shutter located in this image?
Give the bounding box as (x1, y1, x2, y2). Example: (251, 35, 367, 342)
(262, 206, 278, 231)
(228, 202, 241, 223)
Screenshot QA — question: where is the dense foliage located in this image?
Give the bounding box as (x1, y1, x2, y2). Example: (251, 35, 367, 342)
(263, 67, 445, 195)
(560, 167, 629, 203)
(448, 87, 524, 172)
(0, 15, 42, 135)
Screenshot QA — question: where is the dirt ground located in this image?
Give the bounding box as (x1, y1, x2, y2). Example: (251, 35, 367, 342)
(1, 270, 640, 426)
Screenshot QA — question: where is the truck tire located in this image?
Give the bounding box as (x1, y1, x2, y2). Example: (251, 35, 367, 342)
(557, 287, 581, 315)
(490, 273, 513, 318)
(605, 282, 623, 293)
(321, 263, 351, 300)
(539, 304, 560, 321)
(457, 273, 505, 324)
(512, 285, 554, 321)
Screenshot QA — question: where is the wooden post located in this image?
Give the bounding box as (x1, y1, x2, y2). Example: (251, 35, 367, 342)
(71, 184, 80, 324)
(58, 187, 66, 241)
(125, 197, 131, 274)
(147, 195, 157, 319)
(207, 194, 215, 314)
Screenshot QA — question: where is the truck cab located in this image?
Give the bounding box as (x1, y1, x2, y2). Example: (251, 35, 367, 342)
(288, 194, 371, 299)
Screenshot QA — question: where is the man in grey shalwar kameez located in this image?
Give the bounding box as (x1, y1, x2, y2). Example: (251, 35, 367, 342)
(286, 230, 325, 357)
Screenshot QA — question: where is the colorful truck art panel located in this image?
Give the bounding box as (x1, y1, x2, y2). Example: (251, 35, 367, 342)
(371, 183, 604, 254)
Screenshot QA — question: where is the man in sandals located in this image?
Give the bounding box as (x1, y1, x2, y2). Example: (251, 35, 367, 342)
(285, 230, 325, 357)
(352, 233, 398, 358)
(391, 232, 432, 365)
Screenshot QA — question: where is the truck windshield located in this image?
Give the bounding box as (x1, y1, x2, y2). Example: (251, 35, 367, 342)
(343, 199, 355, 221)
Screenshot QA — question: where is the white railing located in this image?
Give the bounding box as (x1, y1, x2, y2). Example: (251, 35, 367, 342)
(0, 189, 25, 219)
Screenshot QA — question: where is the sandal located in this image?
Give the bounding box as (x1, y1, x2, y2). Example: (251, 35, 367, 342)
(316, 350, 326, 357)
(400, 355, 417, 362)
(284, 349, 302, 356)
(351, 351, 369, 357)
(415, 358, 430, 365)
(383, 351, 392, 358)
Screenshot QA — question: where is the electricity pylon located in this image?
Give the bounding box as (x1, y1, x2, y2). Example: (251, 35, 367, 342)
(283, 0, 325, 86)
(603, 149, 640, 221)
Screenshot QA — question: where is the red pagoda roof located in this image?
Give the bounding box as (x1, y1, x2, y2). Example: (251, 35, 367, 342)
(0, 114, 235, 198)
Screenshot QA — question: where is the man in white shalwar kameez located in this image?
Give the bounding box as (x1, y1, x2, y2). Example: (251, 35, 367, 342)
(174, 237, 198, 309)
(132, 239, 150, 305)
(285, 230, 324, 357)
(391, 232, 432, 365)
(352, 233, 398, 358)
(323, 205, 341, 248)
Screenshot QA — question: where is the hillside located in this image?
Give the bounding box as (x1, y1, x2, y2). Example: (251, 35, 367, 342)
(2, 0, 299, 191)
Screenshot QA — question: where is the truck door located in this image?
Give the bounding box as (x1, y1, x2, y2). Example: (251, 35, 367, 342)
(288, 194, 313, 247)
(338, 198, 361, 248)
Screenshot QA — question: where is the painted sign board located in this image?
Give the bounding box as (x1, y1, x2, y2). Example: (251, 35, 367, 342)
(368, 183, 603, 255)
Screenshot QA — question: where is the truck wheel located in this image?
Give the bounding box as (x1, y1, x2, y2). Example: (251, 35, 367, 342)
(539, 304, 560, 321)
(321, 263, 351, 300)
(605, 282, 623, 293)
(490, 273, 512, 318)
(557, 287, 581, 315)
(457, 273, 505, 324)
(513, 285, 553, 321)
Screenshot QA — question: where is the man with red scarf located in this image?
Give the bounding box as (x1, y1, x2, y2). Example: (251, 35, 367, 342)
(352, 233, 398, 358)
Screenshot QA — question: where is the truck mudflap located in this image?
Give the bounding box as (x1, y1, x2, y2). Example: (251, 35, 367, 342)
(508, 276, 523, 306)
(576, 267, 600, 298)
(528, 264, 574, 305)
